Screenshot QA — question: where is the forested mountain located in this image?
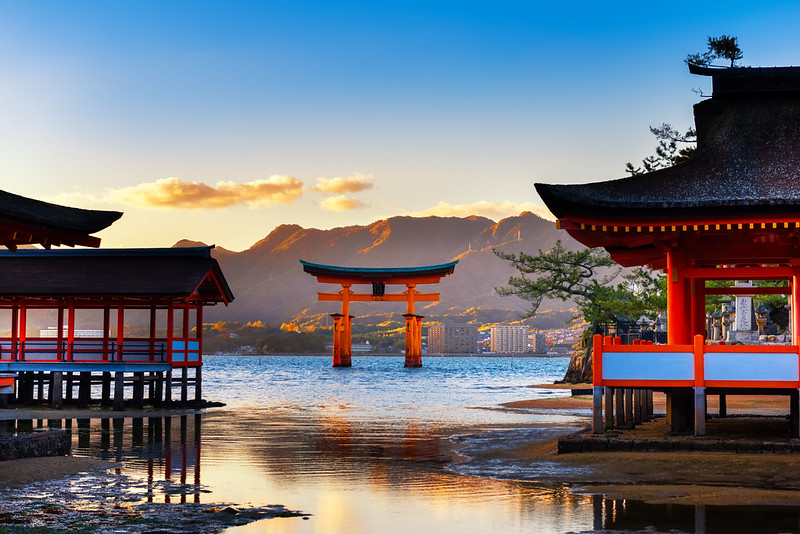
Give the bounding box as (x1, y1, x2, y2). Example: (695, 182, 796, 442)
(180, 212, 584, 329)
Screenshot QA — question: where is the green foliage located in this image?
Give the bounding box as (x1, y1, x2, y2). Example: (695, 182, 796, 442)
(686, 35, 743, 67)
(626, 124, 696, 176)
(494, 242, 666, 327)
(257, 331, 328, 353)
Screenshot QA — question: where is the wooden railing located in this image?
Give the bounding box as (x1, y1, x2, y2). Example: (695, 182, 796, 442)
(593, 334, 799, 389)
(0, 337, 200, 367)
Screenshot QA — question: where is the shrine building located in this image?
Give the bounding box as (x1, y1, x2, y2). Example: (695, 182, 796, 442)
(536, 63, 800, 436)
(0, 190, 234, 410)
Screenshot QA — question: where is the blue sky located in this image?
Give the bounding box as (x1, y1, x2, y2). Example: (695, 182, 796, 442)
(2, 1, 800, 250)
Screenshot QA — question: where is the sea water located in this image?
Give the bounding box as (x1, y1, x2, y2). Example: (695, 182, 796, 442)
(4, 355, 800, 533)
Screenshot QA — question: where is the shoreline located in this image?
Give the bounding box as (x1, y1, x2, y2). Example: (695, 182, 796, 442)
(458, 392, 800, 506)
(5, 391, 800, 508)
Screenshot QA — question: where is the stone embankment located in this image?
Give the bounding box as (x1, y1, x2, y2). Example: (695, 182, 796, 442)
(0, 431, 71, 461)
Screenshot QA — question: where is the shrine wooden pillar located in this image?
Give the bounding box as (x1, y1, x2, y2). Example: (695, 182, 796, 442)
(667, 251, 691, 345)
(11, 304, 18, 361)
(116, 299, 125, 363)
(18, 301, 26, 362)
(666, 250, 694, 432)
(57, 307, 64, 361)
(792, 268, 800, 346)
(103, 306, 111, 361)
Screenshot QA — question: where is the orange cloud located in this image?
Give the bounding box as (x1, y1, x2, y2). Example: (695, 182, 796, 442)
(408, 201, 555, 221)
(114, 176, 304, 209)
(311, 173, 374, 194)
(320, 195, 366, 211)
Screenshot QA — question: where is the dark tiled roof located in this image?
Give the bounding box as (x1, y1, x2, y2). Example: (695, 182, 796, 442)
(0, 189, 122, 233)
(0, 247, 233, 303)
(537, 65, 800, 223)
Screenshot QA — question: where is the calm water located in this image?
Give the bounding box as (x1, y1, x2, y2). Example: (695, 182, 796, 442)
(5, 355, 800, 533)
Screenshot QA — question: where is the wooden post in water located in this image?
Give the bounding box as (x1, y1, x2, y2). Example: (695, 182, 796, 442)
(51, 372, 63, 410)
(133, 372, 145, 409)
(101, 372, 112, 406)
(113, 371, 125, 411)
(153, 372, 163, 407)
(78, 372, 91, 409)
(194, 367, 202, 402)
(165, 369, 173, 404)
(181, 367, 188, 403)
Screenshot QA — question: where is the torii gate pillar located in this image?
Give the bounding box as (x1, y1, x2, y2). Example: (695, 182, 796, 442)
(404, 314, 424, 368)
(331, 313, 353, 367)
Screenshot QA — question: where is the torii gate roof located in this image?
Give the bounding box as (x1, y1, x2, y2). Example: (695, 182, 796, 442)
(536, 64, 800, 269)
(0, 189, 122, 249)
(300, 259, 458, 284)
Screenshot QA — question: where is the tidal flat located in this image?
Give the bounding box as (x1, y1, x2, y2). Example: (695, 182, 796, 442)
(2, 355, 800, 533)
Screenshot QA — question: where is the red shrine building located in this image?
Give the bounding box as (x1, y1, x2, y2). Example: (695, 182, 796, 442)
(0, 190, 234, 410)
(537, 64, 800, 436)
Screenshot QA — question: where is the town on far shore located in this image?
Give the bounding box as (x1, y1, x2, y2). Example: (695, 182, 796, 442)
(208, 320, 589, 357)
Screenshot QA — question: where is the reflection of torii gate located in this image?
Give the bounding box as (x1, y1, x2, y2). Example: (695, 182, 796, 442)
(301, 260, 458, 368)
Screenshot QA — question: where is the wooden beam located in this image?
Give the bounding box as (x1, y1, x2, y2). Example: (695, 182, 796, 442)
(704, 286, 789, 295)
(684, 266, 795, 279)
(317, 292, 440, 302)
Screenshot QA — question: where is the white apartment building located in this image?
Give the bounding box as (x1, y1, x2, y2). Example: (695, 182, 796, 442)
(490, 325, 529, 353)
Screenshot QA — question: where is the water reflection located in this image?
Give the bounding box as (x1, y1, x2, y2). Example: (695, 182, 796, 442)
(3, 412, 800, 532)
(590, 496, 800, 534)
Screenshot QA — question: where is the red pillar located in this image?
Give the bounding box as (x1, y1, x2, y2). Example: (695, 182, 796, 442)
(103, 306, 111, 361)
(19, 301, 26, 362)
(67, 301, 75, 362)
(793, 271, 800, 347)
(404, 314, 422, 367)
(116, 300, 125, 363)
(331, 313, 344, 367)
(57, 306, 64, 361)
(167, 302, 175, 365)
(149, 306, 157, 362)
(10, 305, 18, 361)
(341, 315, 353, 367)
(667, 250, 691, 345)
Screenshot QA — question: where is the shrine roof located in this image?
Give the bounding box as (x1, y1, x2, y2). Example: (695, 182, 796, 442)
(300, 260, 458, 282)
(0, 189, 122, 249)
(536, 64, 800, 225)
(0, 247, 233, 304)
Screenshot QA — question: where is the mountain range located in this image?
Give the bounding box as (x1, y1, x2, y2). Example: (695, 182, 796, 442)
(181, 212, 584, 329)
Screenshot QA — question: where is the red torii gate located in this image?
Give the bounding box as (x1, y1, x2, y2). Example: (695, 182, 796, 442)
(301, 260, 458, 367)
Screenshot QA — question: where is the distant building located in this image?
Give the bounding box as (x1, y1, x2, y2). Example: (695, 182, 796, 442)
(428, 325, 478, 354)
(531, 332, 547, 354)
(40, 327, 105, 338)
(490, 325, 528, 353)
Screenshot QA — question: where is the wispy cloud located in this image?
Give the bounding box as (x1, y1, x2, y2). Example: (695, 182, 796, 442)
(114, 176, 304, 209)
(320, 194, 366, 211)
(311, 173, 374, 194)
(408, 201, 555, 221)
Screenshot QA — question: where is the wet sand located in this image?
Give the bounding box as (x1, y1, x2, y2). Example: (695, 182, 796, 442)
(490, 392, 800, 506)
(0, 456, 117, 488)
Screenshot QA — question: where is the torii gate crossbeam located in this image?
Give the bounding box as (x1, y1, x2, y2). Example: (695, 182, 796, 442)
(301, 260, 458, 367)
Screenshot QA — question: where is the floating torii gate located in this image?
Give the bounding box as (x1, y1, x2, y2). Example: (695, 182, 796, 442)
(301, 260, 458, 367)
